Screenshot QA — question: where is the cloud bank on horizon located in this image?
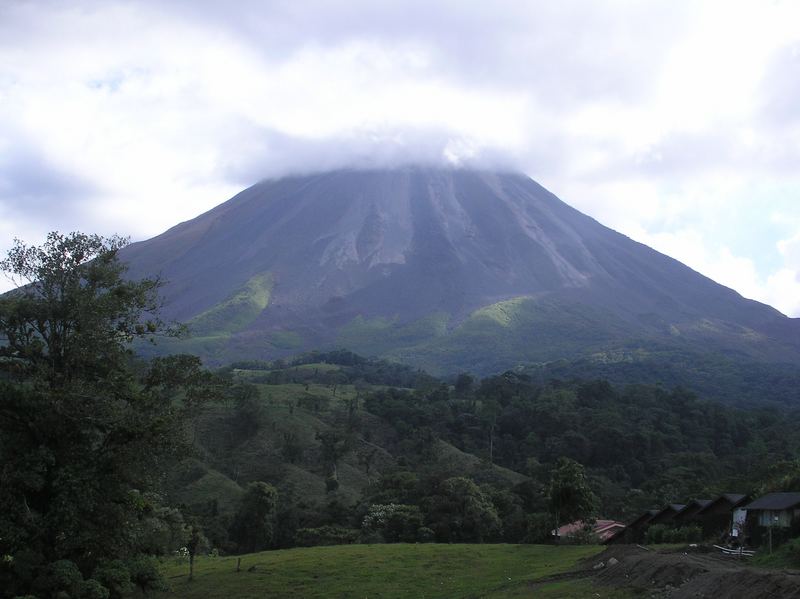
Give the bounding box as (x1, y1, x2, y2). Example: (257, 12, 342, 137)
(1, 0, 799, 315)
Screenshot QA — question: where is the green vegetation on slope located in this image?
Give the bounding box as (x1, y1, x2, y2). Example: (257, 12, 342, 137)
(337, 311, 450, 356)
(169, 349, 800, 559)
(156, 544, 603, 599)
(190, 272, 273, 335)
(339, 297, 631, 376)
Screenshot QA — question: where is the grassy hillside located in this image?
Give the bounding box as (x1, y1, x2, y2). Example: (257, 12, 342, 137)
(154, 544, 629, 599)
(190, 272, 273, 336)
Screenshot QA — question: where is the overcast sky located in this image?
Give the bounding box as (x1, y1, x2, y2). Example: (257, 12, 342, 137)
(1, 0, 799, 316)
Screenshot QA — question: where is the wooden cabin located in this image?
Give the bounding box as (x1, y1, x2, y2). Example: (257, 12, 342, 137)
(604, 509, 659, 544)
(696, 493, 748, 540)
(743, 492, 800, 546)
(647, 503, 686, 526)
(673, 499, 713, 526)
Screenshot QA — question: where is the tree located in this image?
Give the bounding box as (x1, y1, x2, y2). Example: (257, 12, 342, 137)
(315, 428, 354, 487)
(0, 232, 205, 597)
(0, 232, 163, 386)
(185, 525, 209, 582)
(362, 504, 424, 543)
(454, 373, 474, 396)
(547, 457, 597, 533)
(424, 477, 501, 543)
(229, 482, 278, 553)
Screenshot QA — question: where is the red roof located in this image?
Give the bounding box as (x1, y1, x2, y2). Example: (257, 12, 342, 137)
(557, 519, 626, 541)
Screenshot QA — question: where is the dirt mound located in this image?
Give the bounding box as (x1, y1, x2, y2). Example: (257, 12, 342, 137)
(592, 547, 711, 591)
(675, 567, 800, 599)
(589, 545, 800, 598)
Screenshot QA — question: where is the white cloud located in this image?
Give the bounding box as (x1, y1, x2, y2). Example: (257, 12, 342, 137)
(0, 0, 799, 315)
(625, 226, 800, 318)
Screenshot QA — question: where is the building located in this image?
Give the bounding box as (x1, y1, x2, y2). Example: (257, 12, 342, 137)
(696, 493, 748, 540)
(673, 499, 713, 527)
(556, 519, 625, 543)
(742, 492, 800, 546)
(604, 509, 659, 544)
(647, 503, 686, 526)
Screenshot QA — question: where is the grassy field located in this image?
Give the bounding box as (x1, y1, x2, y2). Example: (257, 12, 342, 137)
(155, 543, 621, 599)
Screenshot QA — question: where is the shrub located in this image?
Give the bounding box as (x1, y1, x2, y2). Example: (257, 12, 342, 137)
(782, 537, 800, 567)
(33, 560, 83, 598)
(645, 524, 702, 544)
(416, 527, 435, 543)
(561, 526, 600, 545)
(93, 560, 133, 599)
(362, 504, 424, 543)
(126, 556, 167, 595)
(79, 579, 111, 599)
(294, 526, 359, 547)
(524, 513, 554, 544)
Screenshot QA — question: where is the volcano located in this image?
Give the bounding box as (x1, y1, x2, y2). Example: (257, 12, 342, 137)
(122, 168, 800, 403)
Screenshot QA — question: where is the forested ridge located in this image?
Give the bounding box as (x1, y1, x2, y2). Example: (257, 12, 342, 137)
(173, 349, 800, 554)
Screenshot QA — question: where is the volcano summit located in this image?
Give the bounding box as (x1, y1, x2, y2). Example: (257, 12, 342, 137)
(122, 168, 800, 403)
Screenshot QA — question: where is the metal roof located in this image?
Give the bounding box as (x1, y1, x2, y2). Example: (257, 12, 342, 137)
(743, 492, 800, 511)
(721, 493, 747, 504)
(648, 504, 686, 523)
(697, 493, 748, 514)
(627, 509, 659, 528)
(675, 499, 712, 517)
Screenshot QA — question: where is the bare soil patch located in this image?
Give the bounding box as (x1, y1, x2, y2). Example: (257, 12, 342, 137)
(585, 545, 800, 598)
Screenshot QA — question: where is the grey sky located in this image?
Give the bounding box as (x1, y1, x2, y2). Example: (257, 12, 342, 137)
(1, 0, 799, 315)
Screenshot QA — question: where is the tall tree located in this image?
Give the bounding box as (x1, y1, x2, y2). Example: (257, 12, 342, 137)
(424, 477, 501, 543)
(0, 232, 162, 386)
(0, 232, 208, 598)
(229, 482, 278, 553)
(547, 457, 598, 532)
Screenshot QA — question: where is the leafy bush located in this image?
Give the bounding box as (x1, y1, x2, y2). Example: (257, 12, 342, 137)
(780, 537, 800, 567)
(362, 504, 424, 543)
(79, 579, 111, 599)
(560, 526, 600, 545)
(126, 556, 167, 595)
(524, 513, 554, 544)
(294, 526, 359, 547)
(33, 560, 83, 598)
(416, 527, 435, 543)
(644, 524, 702, 544)
(93, 560, 133, 599)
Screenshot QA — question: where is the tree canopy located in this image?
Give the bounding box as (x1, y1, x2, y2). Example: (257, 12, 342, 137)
(0, 232, 216, 598)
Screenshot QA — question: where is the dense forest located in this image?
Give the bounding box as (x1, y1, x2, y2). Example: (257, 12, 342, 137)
(173, 349, 800, 555)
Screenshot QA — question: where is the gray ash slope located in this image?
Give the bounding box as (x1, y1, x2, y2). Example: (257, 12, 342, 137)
(122, 168, 800, 399)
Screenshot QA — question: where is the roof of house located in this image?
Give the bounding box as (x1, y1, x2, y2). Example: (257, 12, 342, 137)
(676, 499, 713, 515)
(601, 526, 627, 544)
(743, 492, 800, 511)
(697, 493, 748, 514)
(721, 493, 747, 504)
(627, 509, 659, 528)
(648, 504, 686, 524)
(556, 519, 626, 541)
